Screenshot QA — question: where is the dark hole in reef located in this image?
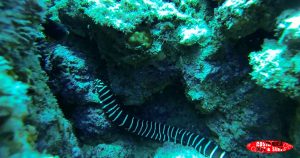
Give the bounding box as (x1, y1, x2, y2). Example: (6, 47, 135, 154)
(208, 0, 221, 9)
(234, 29, 275, 55)
(208, 29, 274, 69)
(42, 18, 69, 40)
(228, 29, 275, 69)
(284, 0, 300, 8)
(126, 79, 209, 132)
(126, 79, 186, 121)
(278, 99, 298, 140)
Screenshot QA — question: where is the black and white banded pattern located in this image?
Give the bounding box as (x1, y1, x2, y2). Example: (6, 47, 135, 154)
(96, 80, 229, 158)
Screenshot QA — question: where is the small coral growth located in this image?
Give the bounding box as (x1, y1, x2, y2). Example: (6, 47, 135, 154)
(128, 31, 153, 49)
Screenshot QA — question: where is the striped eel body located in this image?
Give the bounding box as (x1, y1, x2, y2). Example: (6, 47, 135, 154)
(95, 80, 229, 158)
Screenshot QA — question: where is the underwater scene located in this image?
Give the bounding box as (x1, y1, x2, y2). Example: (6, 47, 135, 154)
(1, 0, 300, 157)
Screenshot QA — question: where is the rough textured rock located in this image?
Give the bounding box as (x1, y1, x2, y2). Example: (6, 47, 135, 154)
(73, 106, 114, 140)
(0, 0, 81, 157)
(84, 142, 134, 158)
(154, 142, 206, 158)
(249, 9, 300, 98)
(213, 0, 291, 39)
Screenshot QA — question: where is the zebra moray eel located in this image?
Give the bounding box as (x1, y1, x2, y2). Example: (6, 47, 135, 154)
(94, 80, 229, 158)
(43, 44, 229, 158)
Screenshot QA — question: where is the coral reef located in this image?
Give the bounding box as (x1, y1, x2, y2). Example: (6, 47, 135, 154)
(42, 44, 114, 142)
(43, 44, 102, 105)
(42, 0, 300, 157)
(0, 0, 80, 157)
(0, 56, 48, 158)
(249, 9, 300, 98)
(1, 0, 300, 157)
(213, 0, 284, 38)
(84, 143, 133, 158)
(73, 106, 113, 139)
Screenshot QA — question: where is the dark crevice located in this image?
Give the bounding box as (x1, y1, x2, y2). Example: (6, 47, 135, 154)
(233, 29, 275, 55)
